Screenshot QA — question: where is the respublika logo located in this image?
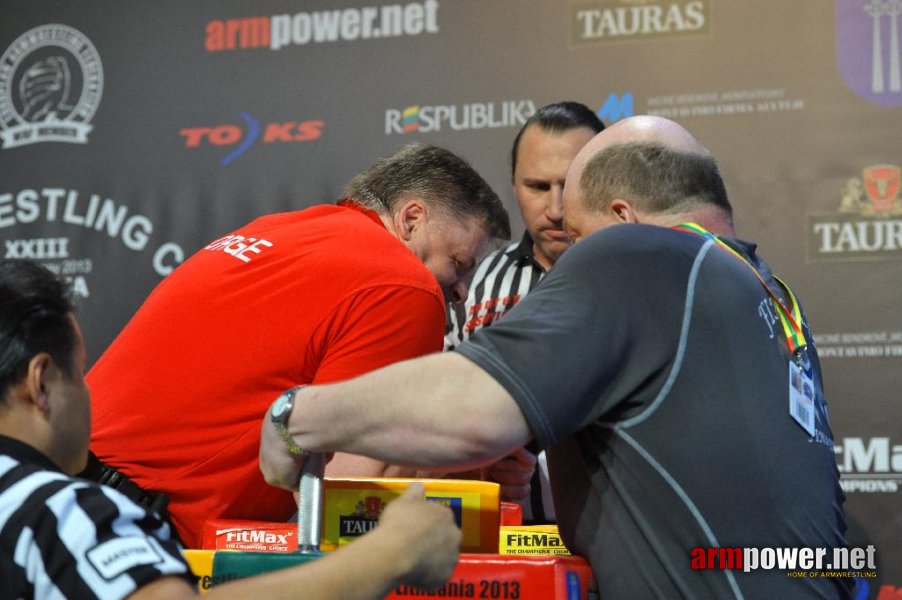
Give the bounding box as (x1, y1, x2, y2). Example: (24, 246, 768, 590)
(836, 0, 902, 106)
(204, 1, 438, 52)
(807, 164, 902, 261)
(180, 113, 324, 166)
(385, 100, 535, 135)
(597, 92, 634, 123)
(835, 436, 902, 493)
(571, 0, 709, 45)
(0, 24, 103, 149)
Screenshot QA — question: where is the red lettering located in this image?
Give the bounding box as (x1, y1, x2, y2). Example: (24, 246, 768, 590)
(206, 17, 270, 52)
(468, 303, 482, 317)
(263, 120, 325, 143)
(180, 127, 211, 148)
(294, 119, 324, 141)
(877, 585, 902, 600)
(226, 20, 240, 50)
(205, 21, 225, 52)
(208, 125, 242, 146)
(238, 17, 270, 49)
(264, 122, 295, 142)
(690, 547, 705, 570)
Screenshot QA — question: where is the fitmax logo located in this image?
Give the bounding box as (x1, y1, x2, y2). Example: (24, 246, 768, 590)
(835, 436, 902, 493)
(180, 113, 324, 165)
(597, 92, 634, 124)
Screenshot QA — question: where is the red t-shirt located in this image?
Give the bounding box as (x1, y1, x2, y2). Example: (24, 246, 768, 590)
(87, 203, 445, 547)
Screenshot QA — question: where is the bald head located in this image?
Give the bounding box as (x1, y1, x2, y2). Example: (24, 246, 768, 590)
(567, 116, 711, 192)
(562, 116, 733, 240)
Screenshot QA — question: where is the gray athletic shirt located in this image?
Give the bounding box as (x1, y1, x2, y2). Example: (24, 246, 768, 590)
(456, 223, 851, 599)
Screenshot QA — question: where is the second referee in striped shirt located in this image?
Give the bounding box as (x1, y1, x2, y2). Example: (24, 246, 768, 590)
(446, 101, 604, 523)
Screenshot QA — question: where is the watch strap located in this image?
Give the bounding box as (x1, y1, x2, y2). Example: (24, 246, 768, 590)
(272, 386, 309, 457)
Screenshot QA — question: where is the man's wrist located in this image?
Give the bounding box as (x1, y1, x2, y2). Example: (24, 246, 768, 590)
(270, 386, 309, 457)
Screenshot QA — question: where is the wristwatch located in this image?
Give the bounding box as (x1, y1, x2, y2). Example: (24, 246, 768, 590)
(270, 386, 308, 457)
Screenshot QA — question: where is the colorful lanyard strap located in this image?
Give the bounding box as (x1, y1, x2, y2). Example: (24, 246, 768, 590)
(672, 222, 808, 357)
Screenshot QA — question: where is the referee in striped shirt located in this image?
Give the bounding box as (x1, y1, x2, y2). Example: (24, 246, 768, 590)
(0, 259, 461, 599)
(446, 102, 604, 523)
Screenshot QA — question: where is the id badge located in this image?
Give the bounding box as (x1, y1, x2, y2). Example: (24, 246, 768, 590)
(788, 361, 815, 437)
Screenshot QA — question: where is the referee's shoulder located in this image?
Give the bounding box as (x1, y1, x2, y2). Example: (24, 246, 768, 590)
(479, 239, 521, 267)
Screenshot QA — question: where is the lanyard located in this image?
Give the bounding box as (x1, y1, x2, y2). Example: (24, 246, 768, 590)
(672, 222, 807, 357)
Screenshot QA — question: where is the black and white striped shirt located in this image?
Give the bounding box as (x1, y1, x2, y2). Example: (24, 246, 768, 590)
(0, 435, 190, 599)
(445, 232, 547, 350)
(445, 233, 557, 523)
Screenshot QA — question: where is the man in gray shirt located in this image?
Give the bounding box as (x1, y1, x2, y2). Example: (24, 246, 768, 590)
(261, 116, 851, 599)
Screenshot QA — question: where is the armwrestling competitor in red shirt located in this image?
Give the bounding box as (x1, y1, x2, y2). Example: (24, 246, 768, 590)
(87, 143, 532, 547)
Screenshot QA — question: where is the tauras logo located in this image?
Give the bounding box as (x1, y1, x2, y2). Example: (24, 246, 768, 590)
(340, 495, 383, 537)
(340, 516, 379, 536)
(0, 24, 103, 149)
(571, 0, 709, 44)
(807, 164, 902, 262)
(385, 100, 535, 135)
(835, 437, 902, 493)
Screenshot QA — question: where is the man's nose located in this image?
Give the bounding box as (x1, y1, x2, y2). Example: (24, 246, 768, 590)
(547, 185, 565, 222)
(448, 279, 469, 304)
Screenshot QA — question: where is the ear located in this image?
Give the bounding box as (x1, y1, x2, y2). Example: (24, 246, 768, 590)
(24, 353, 53, 415)
(609, 199, 641, 224)
(393, 197, 428, 241)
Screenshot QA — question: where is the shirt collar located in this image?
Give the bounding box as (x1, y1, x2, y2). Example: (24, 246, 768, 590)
(0, 434, 62, 473)
(509, 231, 546, 271)
(337, 199, 387, 229)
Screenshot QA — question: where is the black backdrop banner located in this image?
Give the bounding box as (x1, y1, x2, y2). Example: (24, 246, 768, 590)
(2, 2, 899, 595)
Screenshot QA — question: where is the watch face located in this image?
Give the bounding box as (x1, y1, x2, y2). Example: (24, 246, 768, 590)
(271, 393, 290, 421)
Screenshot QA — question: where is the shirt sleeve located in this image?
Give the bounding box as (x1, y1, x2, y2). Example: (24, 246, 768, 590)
(455, 226, 685, 449)
(32, 481, 191, 598)
(310, 284, 446, 384)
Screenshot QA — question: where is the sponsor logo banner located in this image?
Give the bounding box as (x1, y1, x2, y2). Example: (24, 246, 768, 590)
(571, 0, 709, 45)
(180, 113, 324, 166)
(597, 92, 634, 123)
(205, 1, 439, 53)
(385, 100, 535, 135)
(836, 0, 902, 106)
(646, 88, 806, 119)
(815, 331, 902, 359)
(807, 164, 902, 262)
(0, 24, 103, 149)
(835, 437, 902, 493)
(0, 188, 186, 290)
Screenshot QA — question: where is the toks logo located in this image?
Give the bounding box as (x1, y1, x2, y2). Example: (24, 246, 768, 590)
(180, 112, 323, 166)
(807, 164, 902, 261)
(835, 436, 902, 493)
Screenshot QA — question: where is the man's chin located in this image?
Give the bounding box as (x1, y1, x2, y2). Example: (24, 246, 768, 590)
(535, 238, 570, 266)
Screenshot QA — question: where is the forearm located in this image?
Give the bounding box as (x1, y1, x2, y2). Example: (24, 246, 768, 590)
(291, 353, 530, 470)
(325, 452, 447, 479)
